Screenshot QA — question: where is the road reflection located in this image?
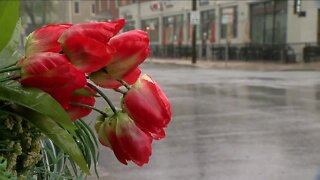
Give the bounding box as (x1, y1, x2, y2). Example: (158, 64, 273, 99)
(92, 64, 320, 180)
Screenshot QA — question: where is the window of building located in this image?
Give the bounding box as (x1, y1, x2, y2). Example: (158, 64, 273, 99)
(163, 14, 184, 45)
(199, 0, 209, 6)
(220, 6, 237, 39)
(141, 18, 159, 43)
(91, 4, 96, 14)
(250, 0, 287, 44)
(201, 9, 215, 44)
(123, 21, 135, 32)
(74, 1, 79, 14)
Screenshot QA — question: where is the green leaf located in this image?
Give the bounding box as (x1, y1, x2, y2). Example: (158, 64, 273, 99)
(0, 19, 23, 69)
(76, 120, 99, 178)
(0, 81, 76, 134)
(1, 107, 90, 175)
(73, 88, 99, 97)
(0, 1, 19, 53)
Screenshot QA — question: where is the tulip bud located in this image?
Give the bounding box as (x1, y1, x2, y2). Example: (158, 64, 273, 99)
(25, 24, 72, 56)
(123, 74, 171, 140)
(58, 19, 125, 73)
(102, 112, 152, 166)
(18, 52, 87, 108)
(105, 30, 150, 79)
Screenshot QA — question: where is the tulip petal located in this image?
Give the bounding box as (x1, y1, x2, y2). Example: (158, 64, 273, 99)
(67, 86, 96, 121)
(124, 74, 171, 140)
(106, 30, 150, 79)
(116, 113, 152, 166)
(59, 20, 123, 44)
(25, 24, 72, 56)
(89, 68, 141, 89)
(61, 35, 114, 73)
(19, 52, 87, 91)
(105, 117, 129, 165)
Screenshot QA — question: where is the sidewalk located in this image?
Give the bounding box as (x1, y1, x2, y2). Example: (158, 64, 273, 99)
(147, 58, 320, 71)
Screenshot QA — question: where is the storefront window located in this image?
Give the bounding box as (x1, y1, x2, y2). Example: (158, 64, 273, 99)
(141, 18, 159, 42)
(250, 0, 287, 44)
(163, 14, 183, 45)
(220, 7, 237, 39)
(201, 9, 215, 44)
(123, 21, 135, 32)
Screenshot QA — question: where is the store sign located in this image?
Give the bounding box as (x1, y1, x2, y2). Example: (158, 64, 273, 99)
(150, 1, 162, 11)
(190, 11, 200, 25)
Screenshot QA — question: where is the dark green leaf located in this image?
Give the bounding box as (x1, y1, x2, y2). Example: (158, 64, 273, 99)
(77, 120, 99, 178)
(0, 1, 19, 53)
(0, 81, 76, 134)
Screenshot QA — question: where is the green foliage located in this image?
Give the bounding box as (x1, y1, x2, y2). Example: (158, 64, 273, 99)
(0, 82, 91, 175)
(0, 1, 99, 178)
(0, 112, 42, 178)
(0, 156, 17, 180)
(24, 120, 100, 180)
(0, 81, 76, 134)
(0, 1, 19, 53)
(0, 19, 23, 69)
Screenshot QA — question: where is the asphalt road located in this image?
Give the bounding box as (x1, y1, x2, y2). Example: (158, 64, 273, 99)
(88, 63, 320, 180)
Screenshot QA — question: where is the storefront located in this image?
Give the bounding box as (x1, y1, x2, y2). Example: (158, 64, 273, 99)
(162, 14, 184, 46)
(250, 0, 287, 44)
(141, 18, 159, 43)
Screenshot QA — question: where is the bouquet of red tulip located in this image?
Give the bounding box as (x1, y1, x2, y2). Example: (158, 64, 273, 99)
(0, 13, 171, 180)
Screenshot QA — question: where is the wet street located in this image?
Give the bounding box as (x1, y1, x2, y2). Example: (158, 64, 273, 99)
(92, 63, 320, 180)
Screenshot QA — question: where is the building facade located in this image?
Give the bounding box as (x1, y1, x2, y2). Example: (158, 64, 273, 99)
(118, 0, 320, 62)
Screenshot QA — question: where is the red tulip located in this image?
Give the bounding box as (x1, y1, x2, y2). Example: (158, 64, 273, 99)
(58, 19, 125, 73)
(66, 86, 96, 121)
(18, 52, 87, 107)
(25, 24, 72, 56)
(103, 30, 150, 79)
(89, 68, 141, 89)
(123, 74, 171, 140)
(99, 112, 152, 166)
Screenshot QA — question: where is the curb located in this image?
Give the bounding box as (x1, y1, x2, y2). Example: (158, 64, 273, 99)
(146, 58, 320, 71)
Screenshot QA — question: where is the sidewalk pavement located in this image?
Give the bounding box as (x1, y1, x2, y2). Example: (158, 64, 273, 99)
(146, 58, 320, 71)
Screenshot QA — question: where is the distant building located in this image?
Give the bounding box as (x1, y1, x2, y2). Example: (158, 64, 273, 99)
(55, 0, 96, 24)
(117, 0, 320, 62)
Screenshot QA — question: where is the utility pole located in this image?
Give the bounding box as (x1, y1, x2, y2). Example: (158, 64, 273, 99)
(191, 0, 197, 64)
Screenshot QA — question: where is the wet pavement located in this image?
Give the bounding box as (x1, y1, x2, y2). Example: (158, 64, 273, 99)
(89, 63, 320, 180)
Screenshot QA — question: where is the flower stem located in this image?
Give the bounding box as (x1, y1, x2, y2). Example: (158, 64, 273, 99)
(0, 75, 20, 82)
(0, 66, 20, 74)
(117, 79, 131, 90)
(87, 82, 117, 114)
(114, 88, 127, 94)
(70, 102, 109, 117)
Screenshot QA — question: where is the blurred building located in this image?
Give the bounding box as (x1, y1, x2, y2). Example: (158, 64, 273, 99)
(116, 0, 320, 62)
(55, 0, 96, 23)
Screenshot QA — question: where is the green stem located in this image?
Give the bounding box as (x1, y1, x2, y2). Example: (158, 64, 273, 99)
(0, 75, 20, 82)
(86, 83, 117, 114)
(114, 88, 127, 94)
(117, 79, 131, 90)
(0, 66, 20, 74)
(70, 102, 108, 117)
(3, 62, 18, 69)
